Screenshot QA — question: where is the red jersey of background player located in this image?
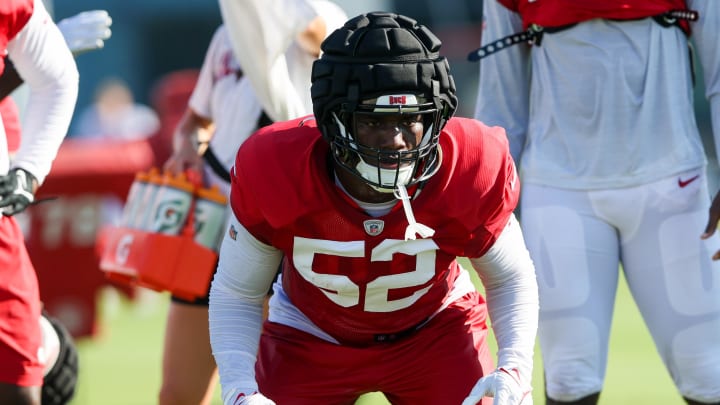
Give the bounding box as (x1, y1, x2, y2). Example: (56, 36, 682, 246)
(498, 0, 691, 33)
(0, 0, 34, 74)
(230, 115, 519, 344)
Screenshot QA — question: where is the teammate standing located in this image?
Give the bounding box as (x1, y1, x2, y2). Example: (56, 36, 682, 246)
(474, 1, 720, 404)
(0, 0, 79, 403)
(209, 12, 539, 405)
(1, 9, 110, 405)
(158, 1, 347, 404)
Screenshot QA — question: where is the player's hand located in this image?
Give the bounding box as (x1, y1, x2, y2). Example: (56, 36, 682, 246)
(163, 129, 204, 176)
(57, 10, 112, 56)
(0, 168, 37, 216)
(701, 189, 720, 260)
(233, 391, 276, 405)
(462, 368, 530, 405)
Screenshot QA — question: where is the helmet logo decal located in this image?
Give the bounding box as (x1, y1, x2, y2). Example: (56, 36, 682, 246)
(376, 94, 417, 105)
(363, 219, 385, 236)
(373, 94, 419, 112)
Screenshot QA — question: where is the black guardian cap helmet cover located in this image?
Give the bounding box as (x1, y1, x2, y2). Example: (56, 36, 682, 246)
(311, 12, 458, 190)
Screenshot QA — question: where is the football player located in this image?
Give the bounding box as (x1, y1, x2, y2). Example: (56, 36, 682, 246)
(0, 9, 110, 404)
(474, 1, 720, 404)
(1, 9, 112, 153)
(209, 12, 539, 405)
(0, 0, 79, 403)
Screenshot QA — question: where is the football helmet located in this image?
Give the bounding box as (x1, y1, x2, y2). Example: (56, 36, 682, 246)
(311, 12, 457, 191)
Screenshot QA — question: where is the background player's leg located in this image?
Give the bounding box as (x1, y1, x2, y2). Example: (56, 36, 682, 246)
(521, 184, 620, 403)
(620, 171, 720, 404)
(159, 301, 218, 405)
(0, 217, 44, 405)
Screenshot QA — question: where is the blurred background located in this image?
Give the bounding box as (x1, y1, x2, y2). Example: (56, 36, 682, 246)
(8, 0, 715, 404)
(51, 0, 484, 123)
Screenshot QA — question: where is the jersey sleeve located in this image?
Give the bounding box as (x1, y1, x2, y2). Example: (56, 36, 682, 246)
(229, 145, 274, 244)
(228, 124, 290, 244)
(450, 118, 520, 258)
(228, 119, 326, 245)
(475, 138, 520, 256)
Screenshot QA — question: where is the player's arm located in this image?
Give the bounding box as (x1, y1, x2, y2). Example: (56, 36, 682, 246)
(0, 0, 78, 216)
(298, 1, 348, 59)
(217, 0, 318, 121)
(463, 214, 538, 405)
(209, 214, 282, 405)
(162, 107, 213, 176)
(163, 25, 223, 177)
(473, 0, 530, 164)
(295, 15, 326, 58)
(0, 10, 110, 100)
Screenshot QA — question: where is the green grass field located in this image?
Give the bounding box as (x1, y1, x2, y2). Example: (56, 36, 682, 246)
(69, 268, 684, 405)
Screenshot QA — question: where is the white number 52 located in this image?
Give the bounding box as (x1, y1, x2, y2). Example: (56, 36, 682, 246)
(293, 236, 439, 313)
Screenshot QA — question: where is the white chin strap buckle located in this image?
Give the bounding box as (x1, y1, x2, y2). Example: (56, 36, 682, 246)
(394, 185, 434, 240)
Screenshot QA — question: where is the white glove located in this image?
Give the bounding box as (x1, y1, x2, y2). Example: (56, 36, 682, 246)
(57, 10, 112, 56)
(233, 392, 276, 405)
(461, 368, 530, 405)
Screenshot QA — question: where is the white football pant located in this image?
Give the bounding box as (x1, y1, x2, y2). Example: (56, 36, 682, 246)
(520, 167, 720, 403)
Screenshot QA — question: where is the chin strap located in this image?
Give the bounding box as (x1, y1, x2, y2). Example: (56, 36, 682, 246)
(394, 184, 434, 240)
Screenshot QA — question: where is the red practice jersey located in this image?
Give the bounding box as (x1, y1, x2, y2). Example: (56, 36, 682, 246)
(0, 0, 34, 74)
(230, 116, 519, 344)
(498, 0, 691, 33)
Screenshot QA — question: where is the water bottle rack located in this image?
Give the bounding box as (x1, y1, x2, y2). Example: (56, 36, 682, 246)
(98, 226, 217, 301)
